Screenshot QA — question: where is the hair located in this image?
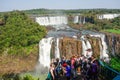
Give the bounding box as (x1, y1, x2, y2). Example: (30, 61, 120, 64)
(50, 63, 54, 67)
(56, 58, 59, 62)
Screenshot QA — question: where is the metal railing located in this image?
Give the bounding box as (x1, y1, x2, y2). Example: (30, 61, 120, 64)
(99, 60, 120, 80)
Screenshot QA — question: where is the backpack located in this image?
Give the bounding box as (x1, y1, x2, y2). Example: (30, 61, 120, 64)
(74, 60, 80, 68)
(56, 66, 62, 75)
(55, 63, 62, 78)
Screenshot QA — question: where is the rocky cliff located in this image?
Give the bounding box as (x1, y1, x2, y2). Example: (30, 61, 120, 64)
(52, 33, 120, 59)
(59, 37, 82, 59)
(51, 37, 101, 59)
(106, 33, 120, 57)
(0, 47, 38, 76)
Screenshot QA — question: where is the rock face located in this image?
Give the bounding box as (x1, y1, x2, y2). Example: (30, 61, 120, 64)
(88, 37, 100, 58)
(51, 33, 120, 59)
(106, 33, 120, 57)
(59, 37, 82, 59)
(51, 37, 101, 59)
(0, 53, 38, 76)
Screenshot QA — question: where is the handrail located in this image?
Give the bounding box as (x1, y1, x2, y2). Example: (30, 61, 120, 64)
(104, 65, 120, 75)
(99, 60, 120, 80)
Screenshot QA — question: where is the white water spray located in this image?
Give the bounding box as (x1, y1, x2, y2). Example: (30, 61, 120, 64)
(74, 16, 86, 24)
(54, 38, 60, 59)
(39, 37, 53, 68)
(36, 16, 68, 26)
(81, 35, 93, 57)
(74, 16, 79, 23)
(86, 40, 93, 57)
(81, 40, 88, 57)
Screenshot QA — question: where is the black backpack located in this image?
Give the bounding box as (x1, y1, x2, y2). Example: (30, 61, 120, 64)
(74, 60, 80, 68)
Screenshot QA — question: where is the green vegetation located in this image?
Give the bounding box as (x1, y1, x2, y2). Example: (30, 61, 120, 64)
(83, 12, 120, 31)
(22, 74, 39, 80)
(0, 11, 46, 55)
(109, 57, 120, 72)
(1, 73, 47, 80)
(102, 29, 120, 34)
(74, 14, 120, 33)
(23, 8, 120, 15)
(20, 73, 47, 80)
(101, 16, 120, 32)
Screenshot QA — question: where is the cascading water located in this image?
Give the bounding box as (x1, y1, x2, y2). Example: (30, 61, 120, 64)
(83, 17, 85, 24)
(79, 16, 81, 24)
(38, 37, 53, 73)
(81, 35, 93, 57)
(36, 16, 68, 26)
(81, 40, 88, 57)
(74, 16, 79, 23)
(74, 16, 86, 24)
(86, 40, 93, 57)
(54, 38, 60, 59)
(38, 30, 109, 71)
(112, 35, 115, 56)
(90, 34, 109, 59)
(101, 34, 109, 58)
(38, 37, 61, 73)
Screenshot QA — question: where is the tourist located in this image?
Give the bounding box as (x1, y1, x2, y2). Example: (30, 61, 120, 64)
(91, 60, 99, 80)
(61, 56, 66, 65)
(46, 63, 55, 80)
(62, 62, 71, 80)
(75, 55, 81, 75)
(70, 55, 77, 79)
(48, 55, 101, 80)
(54, 58, 62, 80)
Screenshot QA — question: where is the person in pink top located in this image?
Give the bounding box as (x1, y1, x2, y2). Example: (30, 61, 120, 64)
(71, 55, 77, 79)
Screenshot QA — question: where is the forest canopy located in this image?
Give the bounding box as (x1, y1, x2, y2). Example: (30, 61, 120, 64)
(0, 11, 46, 54)
(23, 8, 120, 15)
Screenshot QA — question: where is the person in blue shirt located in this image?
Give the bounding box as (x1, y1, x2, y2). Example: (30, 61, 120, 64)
(62, 62, 71, 80)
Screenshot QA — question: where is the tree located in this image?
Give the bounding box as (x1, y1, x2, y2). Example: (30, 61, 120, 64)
(0, 11, 46, 54)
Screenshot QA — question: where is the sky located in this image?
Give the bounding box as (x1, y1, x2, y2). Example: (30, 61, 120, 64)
(0, 0, 120, 12)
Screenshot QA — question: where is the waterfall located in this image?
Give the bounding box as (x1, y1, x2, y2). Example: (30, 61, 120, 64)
(81, 40, 88, 57)
(74, 16, 79, 23)
(86, 40, 93, 57)
(38, 27, 109, 74)
(54, 38, 60, 59)
(79, 16, 81, 24)
(39, 37, 53, 69)
(112, 35, 115, 56)
(74, 16, 86, 24)
(83, 17, 85, 24)
(45, 17, 49, 25)
(90, 34, 108, 59)
(37, 34, 110, 75)
(101, 35, 108, 58)
(36, 16, 68, 26)
(39, 34, 109, 67)
(81, 35, 92, 58)
(38, 37, 61, 73)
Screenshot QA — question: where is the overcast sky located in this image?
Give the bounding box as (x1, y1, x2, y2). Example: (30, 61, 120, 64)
(0, 0, 120, 12)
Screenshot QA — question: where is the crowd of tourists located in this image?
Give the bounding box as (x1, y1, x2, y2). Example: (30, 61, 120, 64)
(46, 55, 100, 80)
